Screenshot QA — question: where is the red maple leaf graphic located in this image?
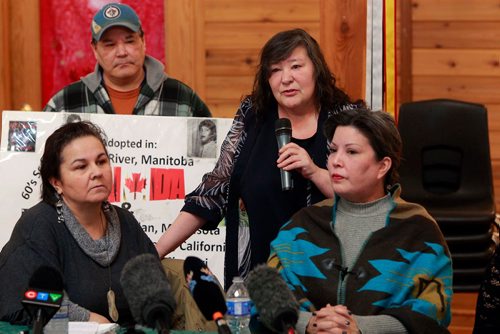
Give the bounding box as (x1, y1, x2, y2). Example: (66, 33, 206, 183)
(125, 173, 147, 200)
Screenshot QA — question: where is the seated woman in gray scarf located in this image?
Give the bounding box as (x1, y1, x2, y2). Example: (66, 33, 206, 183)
(0, 121, 157, 326)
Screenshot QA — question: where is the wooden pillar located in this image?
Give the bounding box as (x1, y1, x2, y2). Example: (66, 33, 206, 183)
(9, 0, 42, 111)
(0, 0, 12, 115)
(164, 0, 206, 99)
(398, 0, 413, 105)
(320, 0, 367, 102)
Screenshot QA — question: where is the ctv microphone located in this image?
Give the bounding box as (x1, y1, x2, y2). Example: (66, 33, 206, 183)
(275, 118, 293, 191)
(120, 253, 176, 334)
(246, 265, 299, 334)
(22, 266, 64, 334)
(183, 256, 231, 334)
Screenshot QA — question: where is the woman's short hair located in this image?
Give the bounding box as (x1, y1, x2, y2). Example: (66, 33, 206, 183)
(324, 108, 402, 187)
(40, 121, 108, 205)
(198, 119, 216, 142)
(250, 28, 351, 116)
(198, 119, 216, 133)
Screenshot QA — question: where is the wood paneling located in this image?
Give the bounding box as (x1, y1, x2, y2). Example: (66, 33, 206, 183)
(486, 104, 500, 130)
(449, 292, 478, 334)
(165, 0, 323, 118)
(9, 0, 41, 111)
(414, 22, 500, 49)
(205, 23, 320, 49)
(0, 1, 11, 115)
(412, 0, 500, 21)
(206, 76, 254, 100)
(206, 49, 260, 76)
(413, 76, 500, 104)
(165, 0, 205, 97)
(413, 49, 500, 76)
(321, 0, 366, 101)
(192, 0, 366, 118)
(165, 0, 367, 118)
(398, 0, 413, 104)
(207, 99, 242, 119)
(204, 0, 320, 22)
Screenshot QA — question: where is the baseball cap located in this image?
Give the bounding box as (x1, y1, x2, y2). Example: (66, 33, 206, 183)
(91, 3, 142, 41)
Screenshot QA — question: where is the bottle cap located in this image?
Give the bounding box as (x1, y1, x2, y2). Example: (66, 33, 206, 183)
(213, 311, 224, 320)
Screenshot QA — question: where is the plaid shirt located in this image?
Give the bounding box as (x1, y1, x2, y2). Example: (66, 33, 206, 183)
(44, 56, 211, 117)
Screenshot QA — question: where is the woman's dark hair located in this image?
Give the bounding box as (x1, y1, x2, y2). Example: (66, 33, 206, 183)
(250, 28, 352, 116)
(324, 108, 402, 187)
(198, 119, 217, 142)
(40, 121, 108, 205)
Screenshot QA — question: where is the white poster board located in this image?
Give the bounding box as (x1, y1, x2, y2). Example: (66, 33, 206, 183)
(0, 111, 232, 284)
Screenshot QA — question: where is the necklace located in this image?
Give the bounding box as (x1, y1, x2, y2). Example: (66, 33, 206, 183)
(101, 210, 119, 322)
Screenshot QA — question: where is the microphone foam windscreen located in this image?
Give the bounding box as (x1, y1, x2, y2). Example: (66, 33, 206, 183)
(29, 266, 64, 291)
(246, 264, 299, 333)
(120, 253, 176, 326)
(184, 256, 227, 320)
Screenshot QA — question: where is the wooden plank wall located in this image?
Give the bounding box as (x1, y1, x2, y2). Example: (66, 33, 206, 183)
(411, 0, 500, 210)
(165, 0, 367, 118)
(205, 0, 321, 117)
(0, 1, 11, 113)
(450, 292, 478, 334)
(7, 0, 41, 112)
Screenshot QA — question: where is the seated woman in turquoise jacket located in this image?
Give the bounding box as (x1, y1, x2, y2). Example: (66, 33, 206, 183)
(268, 108, 453, 334)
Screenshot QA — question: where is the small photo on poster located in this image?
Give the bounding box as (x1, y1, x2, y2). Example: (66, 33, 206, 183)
(187, 119, 218, 159)
(7, 121, 37, 152)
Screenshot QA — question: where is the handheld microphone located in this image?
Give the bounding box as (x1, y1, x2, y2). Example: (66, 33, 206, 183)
(183, 256, 231, 334)
(22, 266, 64, 334)
(275, 118, 293, 191)
(246, 265, 299, 334)
(120, 253, 176, 334)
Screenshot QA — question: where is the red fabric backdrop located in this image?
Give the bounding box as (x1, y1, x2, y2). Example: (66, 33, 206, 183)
(40, 0, 165, 106)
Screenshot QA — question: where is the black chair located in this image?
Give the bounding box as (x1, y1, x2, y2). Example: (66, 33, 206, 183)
(398, 99, 497, 291)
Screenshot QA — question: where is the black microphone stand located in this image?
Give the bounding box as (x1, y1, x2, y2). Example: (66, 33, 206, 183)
(32, 308, 45, 334)
(155, 318, 170, 334)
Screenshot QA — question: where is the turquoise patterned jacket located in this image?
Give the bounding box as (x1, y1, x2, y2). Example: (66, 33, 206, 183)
(268, 185, 452, 333)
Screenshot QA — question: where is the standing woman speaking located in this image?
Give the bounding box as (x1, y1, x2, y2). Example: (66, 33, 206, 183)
(156, 29, 360, 287)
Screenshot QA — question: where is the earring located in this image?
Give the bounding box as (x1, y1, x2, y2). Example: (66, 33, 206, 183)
(55, 192, 64, 224)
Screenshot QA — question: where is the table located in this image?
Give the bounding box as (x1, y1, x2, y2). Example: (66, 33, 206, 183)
(0, 322, 208, 334)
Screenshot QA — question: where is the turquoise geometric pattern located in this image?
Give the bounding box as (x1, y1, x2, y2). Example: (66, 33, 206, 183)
(359, 242, 452, 325)
(271, 226, 329, 292)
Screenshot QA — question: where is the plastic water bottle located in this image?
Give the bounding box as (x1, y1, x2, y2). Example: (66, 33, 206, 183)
(226, 276, 251, 334)
(44, 294, 69, 334)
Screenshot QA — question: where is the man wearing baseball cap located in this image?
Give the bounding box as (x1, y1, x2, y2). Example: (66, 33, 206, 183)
(44, 2, 210, 117)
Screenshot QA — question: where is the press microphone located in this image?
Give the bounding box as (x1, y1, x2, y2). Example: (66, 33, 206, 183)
(120, 253, 176, 334)
(275, 118, 293, 191)
(22, 266, 64, 334)
(183, 256, 231, 334)
(246, 265, 299, 334)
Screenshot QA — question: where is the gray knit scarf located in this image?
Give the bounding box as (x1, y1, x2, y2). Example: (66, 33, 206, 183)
(60, 201, 121, 266)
